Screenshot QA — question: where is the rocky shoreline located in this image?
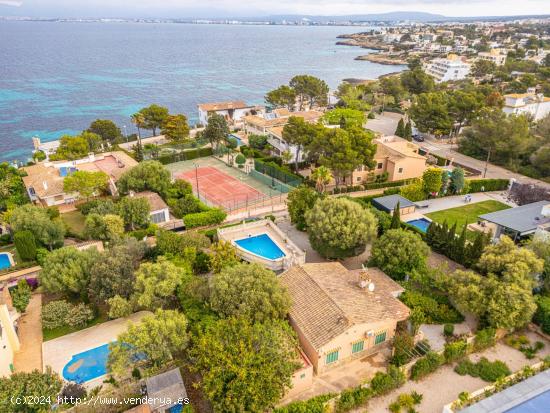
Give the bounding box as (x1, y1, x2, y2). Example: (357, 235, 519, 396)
(337, 32, 408, 66)
(355, 54, 408, 65)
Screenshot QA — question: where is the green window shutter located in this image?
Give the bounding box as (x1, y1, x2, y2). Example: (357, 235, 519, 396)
(375, 331, 387, 345)
(352, 340, 364, 354)
(325, 350, 339, 364)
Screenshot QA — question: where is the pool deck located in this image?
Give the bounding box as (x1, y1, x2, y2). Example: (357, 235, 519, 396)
(43, 311, 151, 387)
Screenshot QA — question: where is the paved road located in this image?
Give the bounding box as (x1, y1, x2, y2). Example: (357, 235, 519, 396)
(421, 137, 550, 190)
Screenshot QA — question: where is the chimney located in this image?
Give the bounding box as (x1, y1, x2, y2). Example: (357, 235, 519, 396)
(43, 181, 48, 191)
(359, 265, 375, 292)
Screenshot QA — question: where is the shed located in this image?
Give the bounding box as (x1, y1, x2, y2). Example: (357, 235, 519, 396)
(145, 368, 188, 412)
(372, 194, 416, 215)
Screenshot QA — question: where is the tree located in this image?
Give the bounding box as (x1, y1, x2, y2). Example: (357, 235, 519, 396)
(87, 119, 121, 142)
(287, 186, 321, 231)
(404, 121, 413, 141)
(422, 167, 443, 195)
(139, 104, 169, 136)
(190, 317, 298, 413)
(203, 113, 229, 148)
(282, 116, 319, 171)
(117, 196, 150, 230)
(107, 295, 133, 319)
(84, 213, 124, 242)
(401, 69, 435, 95)
(63, 170, 109, 201)
(11, 279, 31, 313)
(156, 230, 210, 256)
(248, 134, 268, 150)
(117, 160, 172, 195)
(13, 230, 37, 261)
(370, 229, 430, 280)
(132, 257, 188, 310)
(210, 263, 290, 323)
(40, 246, 100, 297)
(49, 135, 91, 161)
(531, 144, 550, 176)
(209, 240, 240, 273)
(395, 118, 405, 137)
(471, 59, 496, 78)
(41, 300, 73, 329)
(450, 167, 465, 194)
(322, 108, 365, 128)
(305, 197, 377, 259)
(265, 85, 297, 110)
(0, 368, 62, 413)
(410, 93, 453, 137)
(88, 238, 145, 305)
(400, 179, 427, 202)
(131, 112, 146, 140)
(390, 202, 401, 229)
(311, 166, 333, 193)
(289, 74, 329, 110)
(161, 114, 190, 141)
(380, 75, 406, 104)
(0, 163, 29, 212)
(9, 204, 65, 250)
(108, 309, 189, 375)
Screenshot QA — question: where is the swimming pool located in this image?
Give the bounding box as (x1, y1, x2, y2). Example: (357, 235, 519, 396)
(63, 343, 111, 383)
(0, 253, 14, 270)
(406, 218, 432, 233)
(505, 389, 550, 412)
(235, 234, 286, 260)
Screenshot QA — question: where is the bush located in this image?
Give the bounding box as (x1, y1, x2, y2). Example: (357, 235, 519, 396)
(107, 295, 133, 319)
(273, 394, 335, 413)
(0, 233, 11, 245)
(443, 340, 468, 363)
(391, 332, 415, 366)
(399, 290, 464, 324)
(66, 303, 94, 328)
(184, 208, 227, 229)
(473, 328, 496, 351)
(455, 357, 511, 382)
(41, 300, 72, 329)
(14, 230, 37, 261)
(370, 365, 406, 395)
(410, 352, 444, 381)
(335, 386, 373, 412)
(169, 194, 206, 218)
(193, 251, 211, 274)
(35, 248, 49, 266)
(59, 383, 87, 404)
(534, 296, 550, 334)
(10, 279, 32, 313)
(443, 323, 454, 337)
(466, 179, 509, 193)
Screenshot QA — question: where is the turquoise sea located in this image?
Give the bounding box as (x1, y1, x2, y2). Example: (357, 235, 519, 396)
(0, 21, 405, 162)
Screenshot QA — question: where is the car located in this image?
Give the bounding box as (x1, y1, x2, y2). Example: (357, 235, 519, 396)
(412, 134, 425, 142)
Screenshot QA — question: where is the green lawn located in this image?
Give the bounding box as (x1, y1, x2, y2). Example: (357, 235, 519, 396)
(61, 210, 87, 236)
(426, 200, 511, 229)
(43, 312, 109, 342)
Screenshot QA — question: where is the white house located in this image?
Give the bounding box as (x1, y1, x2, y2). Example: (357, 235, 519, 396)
(197, 101, 263, 127)
(425, 55, 471, 83)
(503, 92, 550, 121)
(478, 49, 507, 66)
(131, 191, 170, 224)
(0, 287, 20, 377)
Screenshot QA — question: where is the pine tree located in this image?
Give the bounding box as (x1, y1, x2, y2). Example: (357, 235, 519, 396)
(404, 121, 413, 141)
(390, 202, 401, 229)
(445, 223, 457, 257)
(395, 118, 405, 137)
(453, 224, 467, 264)
(134, 140, 144, 162)
(466, 231, 485, 268)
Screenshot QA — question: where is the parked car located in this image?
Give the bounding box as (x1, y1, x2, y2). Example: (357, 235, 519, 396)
(412, 134, 425, 142)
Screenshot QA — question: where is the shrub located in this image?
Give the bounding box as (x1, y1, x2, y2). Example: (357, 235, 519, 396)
(184, 208, 227, 229)
(370, 365, 406, 395)
(107, 295, 133, 319)
(35, 247, 49, 266)
(10, 279, 32, 313)
(41, 300, 72, 329)
(335, 386, 373, 412)
(66, 303, 94, 328)
(193, 251, 211, 274)
(443, 323, 454, 337)
(391, 332, 415, 366)
(399, 290, 464, 324)
(443, 340, 468, 363)
(273, 394, 335, 413)
(534, 296, 550, 334)
(473, 328, 496, 351)
(59, 383, 87, 404)
(466, 179, 509, 193)
(0, 233, 11, 245)
(455, 357, 511, 382)
(235, 154, 246, 167)
(410, 352, 444, 381)
(14, 230, 37, 261)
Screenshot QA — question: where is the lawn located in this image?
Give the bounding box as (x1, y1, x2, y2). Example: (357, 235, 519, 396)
(61, 210, 87, 237)
(43, 312, 109, 342)
(426, 200, 511, 228)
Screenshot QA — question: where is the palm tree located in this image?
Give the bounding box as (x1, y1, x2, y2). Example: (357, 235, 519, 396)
(131, 112, 146, 143)
(311, 166, 333, 193)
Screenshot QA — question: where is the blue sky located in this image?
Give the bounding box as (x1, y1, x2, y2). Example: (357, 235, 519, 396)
(0, 0, 549, 18)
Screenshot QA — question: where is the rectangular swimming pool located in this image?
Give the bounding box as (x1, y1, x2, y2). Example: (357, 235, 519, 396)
(0, 253, 13, 270)
(235, 233, 286, 260)
(406, 218, 431, 233)
(505, 389, 550, 412)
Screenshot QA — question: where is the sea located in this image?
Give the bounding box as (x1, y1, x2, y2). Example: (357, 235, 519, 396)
(0, 21, 405, 162)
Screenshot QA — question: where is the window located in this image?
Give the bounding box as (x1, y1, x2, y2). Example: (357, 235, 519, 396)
(377, 162, 383, 169)
(357, 177, 362, 182)
(325, 350, 339, 364)
(398, 167, 403, 174)
(375, 331, 387, 345)
(300, 373, 306, 379)
(150, 211, 167, 224)
(352, 340, 364, 354)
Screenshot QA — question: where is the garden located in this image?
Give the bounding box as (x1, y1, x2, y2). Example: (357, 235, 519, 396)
(425, 199, 511, 228)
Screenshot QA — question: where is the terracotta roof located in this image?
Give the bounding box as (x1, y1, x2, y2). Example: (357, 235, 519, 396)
(198, 101, 249, 111)
(375, 136, 426, 160)
(279, 263, 410, 350)
(132, 191, 168, 211)
(22, 164, 65, 198)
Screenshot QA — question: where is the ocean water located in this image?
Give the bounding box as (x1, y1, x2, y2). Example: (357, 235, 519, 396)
(0, 21, 405, 162)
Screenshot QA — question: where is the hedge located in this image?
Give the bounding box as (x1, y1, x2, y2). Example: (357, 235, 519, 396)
(534, 296, 550, 335)
(157, 147, 213, 165)
(466, 179, 509, 193)
(410, 352, 444, 381)
(273, 394, 335, 413)
(184, 208, 227, 229)
(455, 358, 511, 382)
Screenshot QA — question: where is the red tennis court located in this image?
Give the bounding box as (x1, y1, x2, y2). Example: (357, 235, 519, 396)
(176, 166, 263, 208)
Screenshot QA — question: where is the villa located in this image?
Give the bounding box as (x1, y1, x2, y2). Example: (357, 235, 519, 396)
(502, 92, 550, 121)
(477, 49, 507, 66)
(0, 286, 21, 377)
(21, 151, 137, 207)
(243, 109, 323, 137)
(279, 263, 410, 375)
(197, 101, 264, 127)
(479, 201, 550, 242)
(217, 219, 306, 271)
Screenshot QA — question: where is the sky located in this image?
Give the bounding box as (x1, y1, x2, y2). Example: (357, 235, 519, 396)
(0, 0, 549, 18)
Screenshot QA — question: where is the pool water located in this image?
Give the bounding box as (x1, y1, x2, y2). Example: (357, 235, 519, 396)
(0, 253, 13, 270)
(235, 234, 286, 260)
(505, 389, 550, 412)
(406, 218, 432, 233)
(63, 343, 111, 383)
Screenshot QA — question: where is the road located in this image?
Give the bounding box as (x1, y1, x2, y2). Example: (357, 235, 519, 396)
(420, 137, 550, 190)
